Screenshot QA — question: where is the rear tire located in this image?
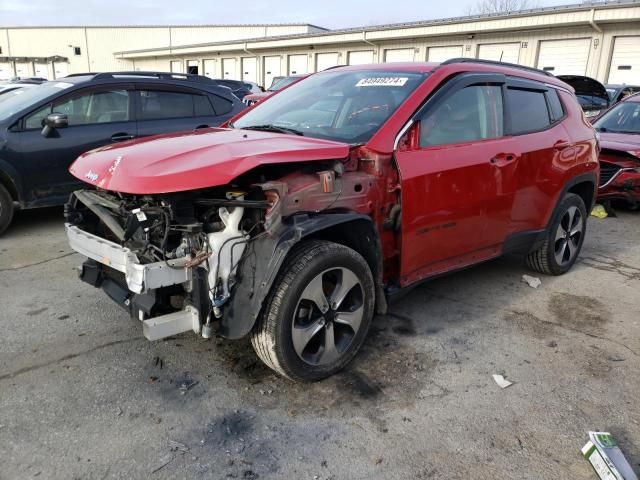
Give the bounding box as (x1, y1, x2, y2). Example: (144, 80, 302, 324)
(251, 240, 375, 382)
(0, 183, 14, 236)
(526, 193, 587, 275)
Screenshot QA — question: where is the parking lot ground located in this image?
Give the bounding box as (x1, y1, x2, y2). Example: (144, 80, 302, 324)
(1, 207, 639, 480)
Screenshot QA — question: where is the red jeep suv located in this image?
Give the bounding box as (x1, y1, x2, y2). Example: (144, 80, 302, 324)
(65, 59, 598, 381)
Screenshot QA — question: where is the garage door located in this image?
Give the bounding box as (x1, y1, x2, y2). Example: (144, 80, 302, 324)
(170, 60, 183, 74)
(242, 57, 257, 83)
(34, 63, 51, 80)
(15, 63, 32, 77)
(53, 61, 68, 79)
(385, 48, 415, 62)
(263, 56, 281, 89)
(537, 38, 590, 76)
(203, 59, 216, 78)
(222, 58, 237, 79)
(428, 45, 463, 62)
(288, 54, 308, 75)
(0, 63, 13, 80)
(478, 43, 521, 64)
(348, 50, 374, 65)
(316, 52, 339, 71)
(608, 36, 640, 84)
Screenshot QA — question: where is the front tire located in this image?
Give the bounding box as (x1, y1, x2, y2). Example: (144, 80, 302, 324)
(0, 183, 15, 236)
(527, 193, 587, 275)
(251, 240, 375, 381)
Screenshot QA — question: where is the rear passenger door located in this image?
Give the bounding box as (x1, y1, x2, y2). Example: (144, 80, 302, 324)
(503, 79, 575, 234)
(134, 85, 233, 137)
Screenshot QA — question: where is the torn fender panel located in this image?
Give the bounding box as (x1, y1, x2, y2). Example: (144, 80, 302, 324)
(219, 213, 378, 339)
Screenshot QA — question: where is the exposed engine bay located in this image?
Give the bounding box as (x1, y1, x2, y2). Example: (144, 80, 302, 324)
(64, 159, 383, 341)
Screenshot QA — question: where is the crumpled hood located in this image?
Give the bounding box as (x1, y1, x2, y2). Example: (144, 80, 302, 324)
(69, 128, 350, 194)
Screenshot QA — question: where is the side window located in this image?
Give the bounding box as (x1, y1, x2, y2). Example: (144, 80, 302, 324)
(210, 94, 233, 115)
(138, 90, 215, 120)
(54, 90, 130, 126)
(507, 87, 551, 134)
(546, 89, 565, 122)
(25, 104, 52, 129)
(420, 85, 504, 147)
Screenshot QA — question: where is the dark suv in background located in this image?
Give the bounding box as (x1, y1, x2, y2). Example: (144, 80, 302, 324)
(0, 71, 244, 234)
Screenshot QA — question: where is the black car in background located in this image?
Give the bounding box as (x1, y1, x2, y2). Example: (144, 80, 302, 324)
(558, 75, 610, 119)
(0, 71, 244, 235)
(605, 84, 640, 104)
(213, 79, 255, 99)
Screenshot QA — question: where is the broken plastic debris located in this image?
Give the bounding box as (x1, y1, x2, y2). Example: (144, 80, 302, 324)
(591, 204, 608, 219)
(522, 274, 542, 289)
(492, 374, 513, 389)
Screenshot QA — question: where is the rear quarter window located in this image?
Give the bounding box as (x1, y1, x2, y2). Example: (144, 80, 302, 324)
(210, 94, 233, 115)
(546, 89, 565, 122)
(507, 87, 551, 134)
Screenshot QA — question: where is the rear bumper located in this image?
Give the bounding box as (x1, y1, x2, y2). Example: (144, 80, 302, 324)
(65, 223, 191, 294)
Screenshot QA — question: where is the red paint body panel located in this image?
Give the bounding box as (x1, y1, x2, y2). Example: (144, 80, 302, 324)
(69, 128, 350, 194)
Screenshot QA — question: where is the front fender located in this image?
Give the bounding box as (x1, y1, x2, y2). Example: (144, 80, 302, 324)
(219, 212, 374, 339)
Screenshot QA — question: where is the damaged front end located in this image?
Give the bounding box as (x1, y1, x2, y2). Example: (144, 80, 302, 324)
(64, 157, 383, 341)
(598, 149, 640, 208)
(65, 184, 272, 340)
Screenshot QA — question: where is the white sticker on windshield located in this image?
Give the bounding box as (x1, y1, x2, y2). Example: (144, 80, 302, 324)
(356, 77, 408, 87)
(53, 82, 73, 89)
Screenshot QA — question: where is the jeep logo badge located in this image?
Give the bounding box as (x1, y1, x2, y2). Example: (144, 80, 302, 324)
(85, 170, 99, 182)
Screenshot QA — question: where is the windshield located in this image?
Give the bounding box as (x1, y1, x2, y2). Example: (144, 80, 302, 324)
(606, 88, 618, 101)
(268, 76, 299, 92)
(0, 81, 74, 121)
(235, 70, 426, 144)
(593, 101, 640, 134)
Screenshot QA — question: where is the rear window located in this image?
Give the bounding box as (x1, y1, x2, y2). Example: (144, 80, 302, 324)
(137, 90, 215, 120)
(507, 88, 551, 134)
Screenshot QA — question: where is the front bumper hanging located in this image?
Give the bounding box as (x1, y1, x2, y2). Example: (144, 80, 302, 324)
(65, 223, 201, 340)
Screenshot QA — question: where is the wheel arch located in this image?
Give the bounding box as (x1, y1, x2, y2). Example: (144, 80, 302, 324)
(219, 212, 386, 340)
(0, 164, 22, 203)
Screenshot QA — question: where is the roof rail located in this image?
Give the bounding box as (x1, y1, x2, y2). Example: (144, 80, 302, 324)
(441, 58, 554, 77)
(90, 71, 216, 83)
(63, 72, 99, 77)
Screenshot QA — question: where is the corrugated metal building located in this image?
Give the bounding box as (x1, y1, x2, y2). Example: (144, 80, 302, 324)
(2, 1, 640, 87)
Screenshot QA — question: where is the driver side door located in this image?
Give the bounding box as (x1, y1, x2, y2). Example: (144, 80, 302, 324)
(394, 73, 520, 286)
(15, 84, 135, 205)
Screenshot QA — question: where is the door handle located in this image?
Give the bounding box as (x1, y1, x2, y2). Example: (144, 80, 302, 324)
(490, 153, 517, 165)
(111, 133, 135, 142)
(195, 124, 210, 130)
(553, 140, 572, 150)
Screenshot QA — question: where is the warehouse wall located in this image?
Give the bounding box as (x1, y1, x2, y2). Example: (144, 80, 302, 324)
(120, 22, 639, 87)
(0, 24, 320, 79)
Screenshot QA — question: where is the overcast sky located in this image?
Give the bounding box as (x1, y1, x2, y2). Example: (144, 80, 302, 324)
(0, 0, 571, 29)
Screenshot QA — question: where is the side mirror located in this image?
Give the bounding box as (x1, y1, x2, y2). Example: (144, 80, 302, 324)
(41, 113, 68, 137)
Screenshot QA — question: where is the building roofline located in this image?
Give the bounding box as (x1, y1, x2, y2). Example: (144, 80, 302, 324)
(113, 0, 640, 56)
(0, 23, 329, 30)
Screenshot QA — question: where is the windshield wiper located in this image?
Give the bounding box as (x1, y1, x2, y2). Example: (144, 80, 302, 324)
(240, 124, 304, 136)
